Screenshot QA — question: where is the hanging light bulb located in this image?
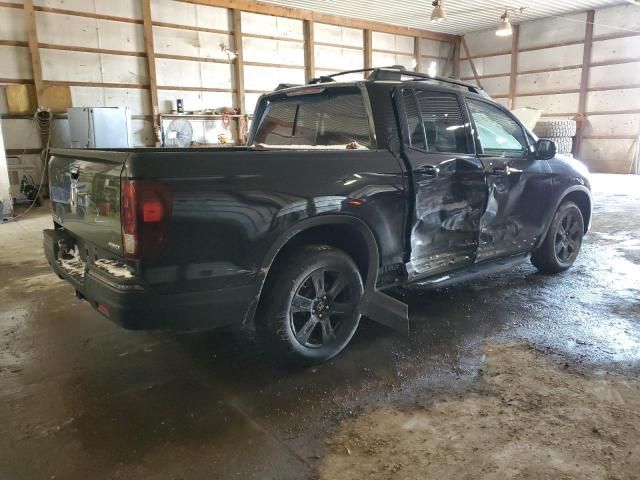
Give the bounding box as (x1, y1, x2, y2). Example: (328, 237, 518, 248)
(496, 10, 513, 36)
(431, 0, 446, 23)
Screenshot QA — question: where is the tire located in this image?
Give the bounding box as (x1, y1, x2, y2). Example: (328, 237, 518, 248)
(256, 245, 364, 365)
(533, 119, 577, 138)
(531, 201, 584, 273)
(547, 136, 573, 154)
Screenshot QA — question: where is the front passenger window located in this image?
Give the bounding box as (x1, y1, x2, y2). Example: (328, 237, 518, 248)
(466, 99, 527, 157)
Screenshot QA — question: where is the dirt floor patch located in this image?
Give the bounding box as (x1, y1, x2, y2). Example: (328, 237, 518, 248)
(318, 342, 640, 479)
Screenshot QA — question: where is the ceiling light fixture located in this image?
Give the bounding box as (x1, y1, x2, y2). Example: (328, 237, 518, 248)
(496, 10, 513, 36)
(431, 0, 446, 23)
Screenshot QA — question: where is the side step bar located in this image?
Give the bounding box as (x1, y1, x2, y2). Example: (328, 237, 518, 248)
(412, 253, 530, 290)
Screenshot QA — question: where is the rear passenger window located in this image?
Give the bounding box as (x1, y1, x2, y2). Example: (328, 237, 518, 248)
(402, 89, 470, 154)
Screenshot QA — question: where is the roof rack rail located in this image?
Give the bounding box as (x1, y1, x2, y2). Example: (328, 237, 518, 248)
(308, 65, 487, 96)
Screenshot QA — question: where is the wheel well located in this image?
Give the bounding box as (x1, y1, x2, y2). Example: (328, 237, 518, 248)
(253, 223, 375, 326)
(269, 224, 372, 283)
(562, 190, 591, 233)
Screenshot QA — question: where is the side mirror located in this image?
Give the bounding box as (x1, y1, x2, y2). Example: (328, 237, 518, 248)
(535, 138, 556, 160)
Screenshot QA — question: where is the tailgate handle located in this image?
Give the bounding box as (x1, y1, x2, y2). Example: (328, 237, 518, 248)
(70, 167, 80, 180)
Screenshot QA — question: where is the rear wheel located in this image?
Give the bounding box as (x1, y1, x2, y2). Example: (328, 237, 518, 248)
(257, 245, 363, 365)
(531, 201, 584, 273)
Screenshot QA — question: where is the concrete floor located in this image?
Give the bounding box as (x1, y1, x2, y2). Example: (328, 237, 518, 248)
(1, 173, 639, 479)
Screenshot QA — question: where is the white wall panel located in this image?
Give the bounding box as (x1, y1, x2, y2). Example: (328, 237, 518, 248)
(34, 0, 142, 19)
(156, 58, 232, 89)
(460, 54, 510, 77)
(0, 7, 26, 42)
(587, 88, 640, 112)
(514, 92, 580, 114)
(479, 76, 509, 96)
(516, 69, 582, 94)
(463, 29, 511, 57)
(157, 89, 233, 113)
(584, 114, 640, 137)
(70, 87, 150, 115)
(35, 12, 145, 52)
(518, 44, 584, 71)
(589, 63, 640, 88)
(243, 37, 304, 66)
(314, 23, 362, 47)
(315, 45, 363, 71)
(591, 36, 640, 63)
(420, 38, 450, 58)
(153, 26, 233, 59)
(241, 12, 303, 40)
(151, 0, 230, 31)
(581, 139, 636, 173)
(372, 51, 414, 69)
(593, 4, 640, 37)
(0, 45, 32, 79)
(372, 32, 413, 54)
(518, 12, 586, 50)
(244, 65, 305, 91)
(418, 58, 447, 76)
(40, 50, 147, 84)
(1, 119, 41, 149)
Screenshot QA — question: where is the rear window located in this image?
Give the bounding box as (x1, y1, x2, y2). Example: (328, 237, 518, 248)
(253, 88, 372, 148)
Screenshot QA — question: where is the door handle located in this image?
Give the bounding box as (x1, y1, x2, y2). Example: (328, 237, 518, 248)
(415, 165, 439, 177)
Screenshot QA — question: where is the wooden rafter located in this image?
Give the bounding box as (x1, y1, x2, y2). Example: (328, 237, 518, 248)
(461, 36, 482, 90)
(141, 0, 159, 143)
(508, 24, 519, 110)
(22, 0, 44, 106)
(364, 30, 372, 70)
(303, 20, 315, 83)
(576, 10, 595, 157)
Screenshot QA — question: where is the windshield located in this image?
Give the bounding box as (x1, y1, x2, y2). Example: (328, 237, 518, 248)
(252, 88, 372, 149)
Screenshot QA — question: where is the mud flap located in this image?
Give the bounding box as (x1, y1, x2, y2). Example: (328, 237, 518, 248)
(360, 289, 409, 334)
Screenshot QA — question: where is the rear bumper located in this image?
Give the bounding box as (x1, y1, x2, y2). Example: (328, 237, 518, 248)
(44, 229, 256, 331)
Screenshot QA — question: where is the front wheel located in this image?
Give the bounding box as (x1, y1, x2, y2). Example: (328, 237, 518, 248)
(531, 201, 584, 273)
(257, 245, 364, 365)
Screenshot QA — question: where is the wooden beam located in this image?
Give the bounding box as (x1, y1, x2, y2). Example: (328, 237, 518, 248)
(364, 30, 372, 69)
(231, 9, 246, 144)
(508, 24, 519, 110)
(461, 36, 482, 89)
(413, 37, 421, 72)
(453, 36, 461, 78)
(576, 10, 595, 157)
(141, 0, 159, 144)
(303, 20, 315, 83)
(177, 0, 456, 42)
(23, 0, 44, 106)
(34, 6, 143, 24)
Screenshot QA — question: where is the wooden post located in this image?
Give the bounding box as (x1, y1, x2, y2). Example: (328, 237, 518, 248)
(141, 0, 160, 145)
(508, 24, 520, 110)
(231, 9, 246, 144)
(461, 36, 483, 89)
(453, 36, 461, 78)
(23, 0, 44, 105)
(413, 37, 421, 72)
(303, 19, 315, 83)
(363, 30, 372, 70)
(576, 10, 595, 157)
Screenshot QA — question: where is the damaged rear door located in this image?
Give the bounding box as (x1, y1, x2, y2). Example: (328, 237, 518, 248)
(396, 87, 487, 280)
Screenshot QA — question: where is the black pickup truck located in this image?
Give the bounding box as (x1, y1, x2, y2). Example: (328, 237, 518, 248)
(44, 67, 592, 364)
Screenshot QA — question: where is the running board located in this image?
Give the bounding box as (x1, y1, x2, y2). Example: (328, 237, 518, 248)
(360, 289, 409, 334)
(412, 253, 530, 290)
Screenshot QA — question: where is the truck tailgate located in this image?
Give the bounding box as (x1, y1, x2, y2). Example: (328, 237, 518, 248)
(49, 149, 130, 255)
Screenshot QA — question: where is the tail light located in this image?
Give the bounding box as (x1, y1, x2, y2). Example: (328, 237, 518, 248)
(121, 179, 172, 260)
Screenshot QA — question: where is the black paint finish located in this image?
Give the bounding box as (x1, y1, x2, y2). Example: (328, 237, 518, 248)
(45, 79, 592, 332)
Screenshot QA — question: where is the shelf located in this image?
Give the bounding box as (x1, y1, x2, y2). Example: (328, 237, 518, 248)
(159, 113, 245, 120)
